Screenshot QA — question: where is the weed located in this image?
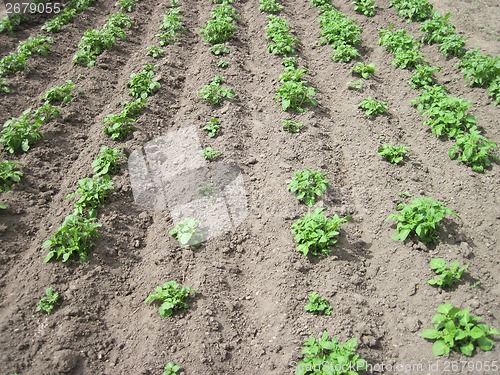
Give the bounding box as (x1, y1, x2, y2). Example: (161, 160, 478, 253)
(42, 80, 76, 104)
(352, 62, 375, 79)
(169, 217, 205, 246)
(36, 288, 60, 314)
(128, 64, 161, 99)
(386, 197, 459, 244)
(378, 144, 409, 164)
(421, 303, 499, 356)
(210, 44, 230, 55)
(428, 258, 468, 288)
(259, 0, 283, 13)
(0, 161, 23, 192)
(291, 208, 349, 256)
(288, 169, 328, 207)
(92, 146, 126, 176)
(282, 119, 302, 133)
(67, 175, 115, 218)
(202, 147, 222, 161)
(408, 64, 440, 89)
(353, 0, 376, 16)
(199, 75, 235, 105)
(202, 118, 222, 138)
(390, 0, 433, 21)
(146, 46, 165, 59)
(145, 281, 194, 317)
(163, 362, 181, 375)
(358, 97, 388, 116)
(304, 292, 332, 315)
(448, 127, 498, 173)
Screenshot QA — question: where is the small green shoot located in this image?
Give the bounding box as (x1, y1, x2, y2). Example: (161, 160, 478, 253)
(282, 119, 302, 133)
(127, 64, 161, 99)
(163, 362, 181, 375)
(304, 292, 332, 315)
(169, 217, 205, 246)
(146, 46, 165, 59)
(428, 258, 468, 288)
(210, 43, 229, 56)
(0, 161, 24, 192)
(92, 146, 125, 176)
(202, 147, 222, 161)
(378, 144, 409, 164)
(42, 80, 76, 104)
(36, 287, 60, 314)
(218, 60, 229, 68)
(199, 75, 235, 105)
(347, 79, 363, 91)
(145, 281, 194, 317)
(259, 0, 283, 13)
(352, 62, 375, 79)
(202, 118, 222, 138)
(358, 97, 388, 116)
(67, 175, 114, 218)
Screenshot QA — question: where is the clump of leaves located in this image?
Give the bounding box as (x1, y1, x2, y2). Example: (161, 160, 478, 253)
(378, 144, 409, 164)
(0, 78, 10, 94)
(421, 303, 499, 356)
(282, 119, 302, 133)
(288, 169, 328, 207)
(386, 197, 459, 244)
(0, 34, 53, 75)
(42, 80, 76, 104)
(210, 43, 230, 56)
(438, 33, 466, 58)
(218, 60, 229, 68)
(145, 281, 194, 317)
(202, 146, 222, 161)
(419, 12, 455, 44)
(488, 77, 500, 105)
(92, 146, 125, 176)
(67, 175, 114, 218)
(352, 62, 375, 79)
(43, 0, 96, 33)
(353, 0, 376, 16)
(36, 288, 60, 314)
(0, 14, 30, 35)
(44, 213, 101, 262)
(389, 0, 433, 21)
(347, 79, 363, 91)
(448, 127, 498, 173)
(304, 292, 332, 315)
(378, 26, 425, 69)
(103, 98, 146, 140)
(458, 49, 500, 89)
(200, 2, 236, 45)
(295, 332, 366, 375)
(146, 45, 165, 59)
(128, 64, 161, 99)
(115, 0, 140, 12)
(0, 161, 23, 192)
(199, 75, 235, 105)
(202, 118, 222, 138)
(428, 258, 468, 288)
(259, 0, 283, 13)
(169, 217, 205, 246)
(276, 59, 317, 112)
(358, 97, 388, 116)
(411, 84, 447, 111)
(265, 15, 299, 56)
(156, 6, 185, 46)
(408, 64, 440, 89)
(163, 362, 181, 375)
(291, 208, 349, 257)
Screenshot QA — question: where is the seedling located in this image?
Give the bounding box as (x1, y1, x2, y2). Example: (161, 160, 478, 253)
(282, 119, 302, 133)
(276, 63, 317, 112)
(163, 362, 181, 375)
(42, 80, 76, 104)
(92, 146, 126, 176)
(145, 281, 194, 317)
(358, 97, 388, 116)
(0, 161, 23, 192)
(0, 78, 10, 94)
(291, 208, 349, 256)
(378, 144, 408, 164)
(438, 33, 466, 58)
(296, 332, 366, 375)
(421, 303, 499, 356)
(146, 46, 165, 59)
(419, 12, 455, 44)
(103, 98, 146, 140)
(399, 191, 411, 198)
(265, 15, 299, 56)
(169, 217, 205, 246)
(0, 35, 53, 75)
(458, 49, 500, 89)
(218, 60, 229, 68)
(389, 0, 433, 21)
(202, 118, 222, 138)
(428, 258, 468, 288)
(378, 27, 425, 69)
(347, 79, 363, 91)
(210, 44, 230, 56)
(199, 75, 235, 105)
(44, 213, 101, 262)
(386, 197, 459, 244)
(128, 64, 161, 99)
(408, 65, 440, 89)
(304, 292, 332, 315)
(0, 14, 30, 34)
(202, 147, 222, 161)
(288, 169, 328, 207)
(200, 2, 236, 45)
(115, 0, 140, 12)
(36, 288, 60, 314)
(43, 0, 96, 33)
(156, 7, 185, 46)
(352, 62, 375, 79)
(259, 0, 283, 13)
(353, 0, 376, 16)
(67, 175, 115, 217)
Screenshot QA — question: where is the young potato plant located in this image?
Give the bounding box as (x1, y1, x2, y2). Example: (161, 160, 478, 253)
(304, 292, 332, 315)
(202, 118, 222, 138)
(210, 44, 230, 56)
(92, 146, 126, 176)
(421, 303, 499, 356)
(44, 213, 101, 262)
(347, 79, 364, 91)
(73, 13, 132, 67)
(199, 75, 235, 106)
(156, 6, 185, 46)
(389, 0, 433, 21)
(43, 0, 96, 33)
(128, 64, 161, 99)
(386, 197, 459, 244)
(411, 84, 447, 111)
(265, 15, 299, 56)
(276, 59, 317, 113)
(0, 161, 23, 192)
(169, 218, 205, 246)
(36, 288, 60, 314)
(145, 281, 194, 317)
(103, 99, 146, 140)
(352, 62, 375, 79)
(377, 144, 409, 164)
(458, 50, 500, 92)
(408, 64, 440, 89)
(259, 0, 283, 13)
(218, 60, 229, 68)
(448, 127, 498, 173)
(42, 80, 77, 104)
(0, 35, 53, 75)
(146, 45, 165, 59)
(419, 12, 455, 44)
(0, 77, 10, 94)
(291, 208, 349, 257)
(295, 332, 366, 375)
(358, 97, 388, 116)
(202, 147, 222, 161)
(353, 0, 376, 16)
(282, 119, 302, 133)
(67, 175, 115, 218)
(488, 77, 500, 105)
(288, 169, 328, 207)
(200, 2, 236, 45)
(438, 33, 466, 58)
(0, 14, 30, 35)
(318, 7, 362, 62)
(163, 362, 181, 375)
(427, 258, 468, 288)
(378, 27, 425, 69)
(115, 0, 140, 12)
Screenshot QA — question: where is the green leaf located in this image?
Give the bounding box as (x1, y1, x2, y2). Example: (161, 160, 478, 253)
(421, 328, 440, 339)
(477, 336, 494, 351)
(432, 340, 450, 356)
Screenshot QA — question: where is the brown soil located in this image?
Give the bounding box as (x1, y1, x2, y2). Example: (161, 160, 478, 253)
(0, 0, 499, 374)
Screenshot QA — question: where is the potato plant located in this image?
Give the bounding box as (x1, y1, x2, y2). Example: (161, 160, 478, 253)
(0, 161, 24, 192)
(288, 169, 328, 207)
(408, 64, 440, 89)
(419, 12, 456, 44)
(304, 292, 332, 315)
(42, 80, 77, 104)
(67, 175, 115, 218)
(92, 146, 126, 176)
(427, 258, 468, 288)
(377, 144, 409, 164)
(389, 0, 433, 21)
(353, 0, 376, 17)
(145, 281, 194, 317)
(36, 288, 60, 314)
(259, 0, 283, 14)
(352, 62, 375, 79)
(200, 2, 236, 45)
(163, 362, 181, 375)
(156, 6, 185, 46)
(0, 35, 53, 76)
(115, 0, 141, 12)
(275, 59, 317, 113)
(202, 147, 222, 161)
(169, 218, 205, 246)
(43, 0, 96, 32)
(448, 127, 498, 173)
(378, 27, 425, 69)
(128, 64, 161, 99)
(265, 15, 299, 56)
(282, 119, 302, 133)
(358, 97, 388, 116)
(199, 75, 235, 105)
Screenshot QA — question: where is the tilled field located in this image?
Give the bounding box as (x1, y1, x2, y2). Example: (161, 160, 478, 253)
(0, 0, 499, 374)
